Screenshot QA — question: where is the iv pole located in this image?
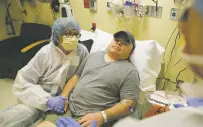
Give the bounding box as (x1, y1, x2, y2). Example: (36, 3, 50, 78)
(5, 0, 16, 35)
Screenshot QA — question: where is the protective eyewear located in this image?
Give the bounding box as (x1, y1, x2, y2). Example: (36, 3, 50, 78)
(64, 31, 81, 39)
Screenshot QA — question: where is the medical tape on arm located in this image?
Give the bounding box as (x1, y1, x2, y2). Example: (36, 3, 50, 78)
(120, 100, 134, 113)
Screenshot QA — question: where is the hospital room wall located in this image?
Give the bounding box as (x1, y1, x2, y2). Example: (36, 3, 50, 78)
(0, 0, 59, 40)
(0, 0, 11, 40)
(69, 0, 196, 90)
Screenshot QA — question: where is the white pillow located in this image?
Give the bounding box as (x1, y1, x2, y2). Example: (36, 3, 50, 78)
(80, 29, 165, 91)
(131, 40, 165, 91)
(80, 29, 113, 53)
(80, 30, 95, 41)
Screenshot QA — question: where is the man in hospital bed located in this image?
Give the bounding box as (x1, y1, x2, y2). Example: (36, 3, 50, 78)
(38, 30, 141, 127)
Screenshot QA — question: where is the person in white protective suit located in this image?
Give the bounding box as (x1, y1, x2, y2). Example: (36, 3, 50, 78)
(113, 0, 203, 127)
(0, 17, 89, 127)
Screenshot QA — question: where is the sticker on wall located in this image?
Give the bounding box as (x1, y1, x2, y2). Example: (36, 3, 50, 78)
(84, 0, 90, 8)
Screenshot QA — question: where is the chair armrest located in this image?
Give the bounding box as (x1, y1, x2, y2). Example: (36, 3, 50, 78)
(21, 39, 50, 53)
(21, 40, 50, 66)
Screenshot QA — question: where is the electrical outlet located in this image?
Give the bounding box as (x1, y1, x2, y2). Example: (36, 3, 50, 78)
(170, 8, 179, 21)
(146, 6, 163, 18)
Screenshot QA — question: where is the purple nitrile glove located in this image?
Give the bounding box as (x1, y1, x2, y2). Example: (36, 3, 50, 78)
(46, 96, 67, 114)
(187, 98, 203, 107)
(173, 104, 185, 108)
(173, 97, 203, 108)
(56, 117, 97, 127)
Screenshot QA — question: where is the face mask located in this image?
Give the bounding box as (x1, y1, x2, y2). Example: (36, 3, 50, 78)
(61, 36, 78, 51)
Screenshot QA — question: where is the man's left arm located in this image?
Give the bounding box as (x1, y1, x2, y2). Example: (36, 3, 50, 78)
(104, 70, 141, 121)
(79, 70, 141, 127)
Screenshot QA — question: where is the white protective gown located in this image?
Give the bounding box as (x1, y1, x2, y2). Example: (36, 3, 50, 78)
(13, 42, 89, 111)
(0, 42, 88, 127)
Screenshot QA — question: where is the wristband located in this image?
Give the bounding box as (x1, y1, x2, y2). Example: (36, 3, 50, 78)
(101, 111, 107, 123)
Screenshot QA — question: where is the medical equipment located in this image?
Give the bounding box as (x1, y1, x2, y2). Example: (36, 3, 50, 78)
(107, 0, 123, 20)
(90, 0, 97, 11)
(61, 3, 74, 18)
(152, 0, 158, 11)
(123, 1, 134, 18)
(50, 0, 74, 18)
(120, 100, 134, 113)
(5, 0, 16, 35)
(51, 0, 60, 12)
(5, 15, 15, 35)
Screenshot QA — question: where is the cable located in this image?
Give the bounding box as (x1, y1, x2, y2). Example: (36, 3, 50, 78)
(5, 0, 23, 22)
(164, 32, 180, 76)
(51, 6, 57, 20)
(188, 70, 191, 81)
(11, 17, 21, 21)
(169, 58, 182, 67)
(174, 67, 188, 91)
(4, 0, 16, 35)
(157, 78, 176, 84)
(161, 67, 188, 90)
(192, 75, 196, 84)
(175, 67, 188, 82)
(163, 24, 178, 61)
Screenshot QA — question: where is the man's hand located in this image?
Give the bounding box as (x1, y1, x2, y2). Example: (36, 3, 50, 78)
(78, 112, 104, 127)
(56, 117, 97, 127)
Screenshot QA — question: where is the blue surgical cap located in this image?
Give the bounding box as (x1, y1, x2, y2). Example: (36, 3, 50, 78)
(51, 17, 81, 45)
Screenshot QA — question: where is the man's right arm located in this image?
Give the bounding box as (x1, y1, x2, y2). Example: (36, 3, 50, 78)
(61, 74, 79, 98)
(61, 53, 92, 98)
